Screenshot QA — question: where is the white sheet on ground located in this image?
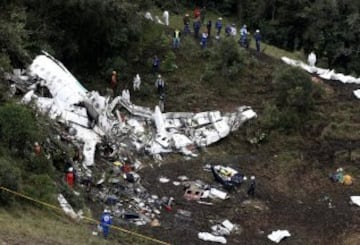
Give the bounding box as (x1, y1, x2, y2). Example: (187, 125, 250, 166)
(281, 56, 360, 98)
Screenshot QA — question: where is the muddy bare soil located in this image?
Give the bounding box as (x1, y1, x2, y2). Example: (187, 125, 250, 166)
(137, 152, 359, 245)
(135, 78, 360, 245)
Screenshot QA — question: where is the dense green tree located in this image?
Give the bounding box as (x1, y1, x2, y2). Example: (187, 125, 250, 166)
(0, 103, 41, 153)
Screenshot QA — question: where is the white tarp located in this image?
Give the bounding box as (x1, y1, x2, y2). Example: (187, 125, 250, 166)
(281, 56, 360, 98)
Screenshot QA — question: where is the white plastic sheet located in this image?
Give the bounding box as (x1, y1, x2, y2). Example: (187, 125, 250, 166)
(281, 56, 360, 98)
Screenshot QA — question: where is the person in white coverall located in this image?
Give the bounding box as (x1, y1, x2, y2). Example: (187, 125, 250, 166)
(308, 51, 316, 66)
(163, 11, 169, 26)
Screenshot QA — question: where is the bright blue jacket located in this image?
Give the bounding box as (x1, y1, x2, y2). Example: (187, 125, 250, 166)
(101, 212, 112, 227)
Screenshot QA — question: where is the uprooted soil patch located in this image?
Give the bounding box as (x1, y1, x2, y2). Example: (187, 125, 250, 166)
(137, 151, 360, 245)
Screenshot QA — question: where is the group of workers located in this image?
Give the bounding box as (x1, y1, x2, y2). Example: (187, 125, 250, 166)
(109, 7, 263, 113)
(180, 7, 262, 52)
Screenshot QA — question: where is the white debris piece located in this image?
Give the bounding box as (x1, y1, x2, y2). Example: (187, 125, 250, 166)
(281, 56, 360, 98)
(198, 232, 227, 244)
(155, 16, 164, 25)
(144, 12, 153, 21)
(222, 220, 235, 232)
(173, 181, 181, 186)
(210, 188, 228, 200)
(21, 90, 35, 104)
(267, 230, 291, 243)
(29, 52, 87, 106)
(172, 134, 193, 149)
(71, 124, 101, 166)
(57, 194, 80, 220)
(159, 177, 170, 183)
(153, 106, 166, 134)
(19, 52, 257, 167)
(350, 196, 360, 206)
(211, 224, 231, 236)
(122, 89, 131, 103)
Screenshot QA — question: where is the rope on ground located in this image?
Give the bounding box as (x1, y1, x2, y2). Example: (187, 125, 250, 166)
(0, 186, 171, 245)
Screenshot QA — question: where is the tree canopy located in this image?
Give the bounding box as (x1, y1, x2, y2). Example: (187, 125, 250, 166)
(1, 0, 360, 77)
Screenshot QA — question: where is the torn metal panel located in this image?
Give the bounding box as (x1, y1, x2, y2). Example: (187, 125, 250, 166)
(29, 52, 87, 106)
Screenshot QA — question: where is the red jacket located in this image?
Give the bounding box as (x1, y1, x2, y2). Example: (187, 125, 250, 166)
(66, 172, 74, 188)
(194, 8, 200, 18)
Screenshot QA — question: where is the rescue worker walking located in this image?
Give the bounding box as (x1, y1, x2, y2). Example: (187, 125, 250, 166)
(110, 70, 117, 94)
(240, 25, 248, 48)
(215, 17, 223, 38)
(173, 29, 181, 49)
(247, 176, 256, 197)
(201, 31, 209, 49)
(152, 55, 160, 74)
(206, 20, 212, 37)
(155, 74, 165, 95)
(254, 29, 261, 53)
(159, 93, 165, 112)
(100, 209, 112, 239)
(193, 19, 201, 38)
(183, 13, 191, 34)
(66, 167, 75, 189)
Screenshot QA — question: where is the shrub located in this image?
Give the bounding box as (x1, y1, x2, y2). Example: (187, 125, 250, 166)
(26, 155, 55, 178)
(260, 104, 281, 130)
(0, 157, 22, 205)
(162, 50, 177, 72)
(273, 66, 314, 113)
(0, 103, 41, 153)
(59, 183, 85, 210)
(211, 38, 245, 80)
(23, 174, 56, 204)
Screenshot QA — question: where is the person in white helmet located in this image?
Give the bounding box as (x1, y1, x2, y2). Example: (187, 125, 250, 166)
(254, 29, 261, 53)
(100, 209, 112, 239)
(247, 176, 256, 197)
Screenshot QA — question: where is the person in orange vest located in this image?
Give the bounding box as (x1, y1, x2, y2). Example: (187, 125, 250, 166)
(34, 142, 41, 156)
(66, 167, 75, 189)
(110, 70, 117, 94)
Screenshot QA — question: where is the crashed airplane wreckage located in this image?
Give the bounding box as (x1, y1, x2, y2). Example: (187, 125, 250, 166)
(281, 56, 360, 99)
(9, 52, 256, 167)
